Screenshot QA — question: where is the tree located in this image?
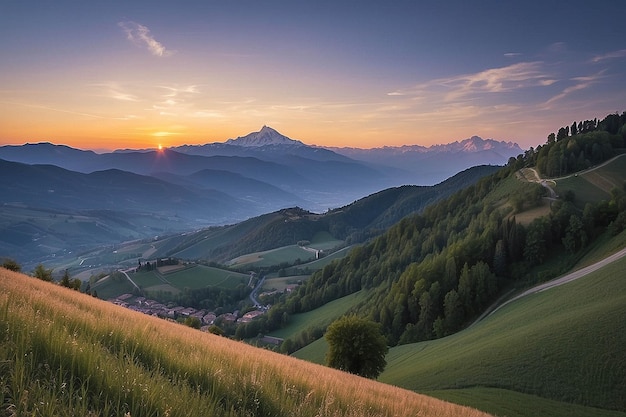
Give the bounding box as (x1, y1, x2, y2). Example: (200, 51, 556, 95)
(60, 269, 72, 288)
(443, 289, 463, 335)
(33, 264, 52, 282)
(1, 258, 21, 272)
(325, 315, 388, 379)
(184, 316, 201, 329)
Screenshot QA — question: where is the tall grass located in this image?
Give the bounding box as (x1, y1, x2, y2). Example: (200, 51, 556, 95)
(0, 269, 491, 417)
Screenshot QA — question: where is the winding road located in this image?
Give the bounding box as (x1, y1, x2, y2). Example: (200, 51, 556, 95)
(249, 275, 265, 307)
(478, 156, 626, 321)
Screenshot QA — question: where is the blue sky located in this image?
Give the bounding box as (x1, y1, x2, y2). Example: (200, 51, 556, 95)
(1, 0, 625, 150)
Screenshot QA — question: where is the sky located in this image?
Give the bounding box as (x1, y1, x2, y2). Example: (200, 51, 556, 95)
(1, 0, 625, 151)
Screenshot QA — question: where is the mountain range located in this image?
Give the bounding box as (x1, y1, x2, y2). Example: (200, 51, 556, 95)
(0, 126, 522, 206)
(0, 126, 522, 267)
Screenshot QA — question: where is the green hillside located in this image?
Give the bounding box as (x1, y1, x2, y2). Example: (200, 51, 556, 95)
(269, 123, 625, 350)
(292, 233, 626, 417)
(381, 242, 626, 416)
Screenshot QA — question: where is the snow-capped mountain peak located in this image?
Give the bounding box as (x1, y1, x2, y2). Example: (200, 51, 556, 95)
(225, 126, 304, 147)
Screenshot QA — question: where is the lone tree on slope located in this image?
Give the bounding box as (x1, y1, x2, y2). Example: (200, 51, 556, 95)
(325, 315, 388, 379)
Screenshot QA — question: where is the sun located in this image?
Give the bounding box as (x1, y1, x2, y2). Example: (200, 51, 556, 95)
(158, 144, 163, 151)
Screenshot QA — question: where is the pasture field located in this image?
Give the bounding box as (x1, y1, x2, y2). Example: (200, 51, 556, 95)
(0, 268, 492, 417)
(379, 252, 626, 415)
(90, 275, 136, 300)
(268, 291, 367, 340)
(285, 246, 353, 274)
(293, 336, 328, 364)
(229, 245, 315, 268)
(308, 231, 344, 250)
(554, 154, 625, 207)
(162, 265, 249, 290)
(484, 175, 535, 207)
(91, 265, 249, 300)
(293, 232, 626, 417)
(555, 176, 611, 206)
(261, 275, 308, 292)
(426, 388, 626, 417)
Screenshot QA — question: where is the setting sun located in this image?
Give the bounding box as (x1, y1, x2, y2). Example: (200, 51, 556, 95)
(158, 144, 163, 151)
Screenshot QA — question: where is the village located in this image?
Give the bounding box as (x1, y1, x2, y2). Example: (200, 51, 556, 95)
(108, 293, 267, 331)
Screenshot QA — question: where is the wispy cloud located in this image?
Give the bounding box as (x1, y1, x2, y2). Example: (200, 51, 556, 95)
(159, 85, 200, 97)
(390, 62, 553, 102)
(118, 21, 174, 57)
(92, 82, 140, 102)
(543, 71, 606, 107)
(591, 49, 626, 63)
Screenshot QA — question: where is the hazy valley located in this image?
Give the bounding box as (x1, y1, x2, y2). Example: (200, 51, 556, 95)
(1, 114, 626, 417)
(0, 126, 519, 270)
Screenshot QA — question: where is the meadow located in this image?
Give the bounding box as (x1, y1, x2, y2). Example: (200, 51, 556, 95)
(380, 248, 626, 416)
(228, 245, 315, 268)
(554, 155, 625, 208)
(292, 232, 626, 417)
(283, 246, 353, 274)
(307, 231, 344, 251)
(91, 264, 250, 300)
(0, 268, 492, 417)
(268, 291, 367, 340)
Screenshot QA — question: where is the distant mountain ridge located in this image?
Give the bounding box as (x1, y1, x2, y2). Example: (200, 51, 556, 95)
(329, 135, 523, 184)
(225, 125, 305, 147)
(330, 135, 521, 157)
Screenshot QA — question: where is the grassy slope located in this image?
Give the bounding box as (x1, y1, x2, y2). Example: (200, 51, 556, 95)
(378, 241, 626, 416)
(554, 154, 626, 208)
(0, 270, 491, 417)
(268, 291, 368, 340)
(292, 231, 626, 417)
(229, 245, 315, 268)
(92, 265, 249, 300)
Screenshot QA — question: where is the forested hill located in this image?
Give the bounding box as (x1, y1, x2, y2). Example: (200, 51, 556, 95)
(520, 112, 626, 178)
(268, 111, 626, 348)
(161, 164, 499, 262)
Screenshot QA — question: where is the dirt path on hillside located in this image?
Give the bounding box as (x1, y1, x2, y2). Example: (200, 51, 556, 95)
(519, 154, 626, 200)
(485, 246, 626, 318)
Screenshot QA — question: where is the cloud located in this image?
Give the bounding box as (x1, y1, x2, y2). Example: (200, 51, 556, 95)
(591, 49, 626, 63)
(504, 52, 522, 58)
(543, 71, 606, 107)
(392, 62, 553, 102)
(159, 85, 199, 97)
(90, 82, 140, 102)
(118, 21, 174, 57)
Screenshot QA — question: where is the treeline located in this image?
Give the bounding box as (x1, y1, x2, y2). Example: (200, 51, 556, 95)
(1, 259, 84, 292)
(266, 112, 626, 349)
(524, 112, 626, 178)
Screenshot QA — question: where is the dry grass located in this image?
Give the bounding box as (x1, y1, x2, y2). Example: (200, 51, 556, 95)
(0, 268, 492, 417)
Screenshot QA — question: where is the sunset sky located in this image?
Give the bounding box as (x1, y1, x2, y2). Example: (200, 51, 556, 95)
(1, 0, 625, 151)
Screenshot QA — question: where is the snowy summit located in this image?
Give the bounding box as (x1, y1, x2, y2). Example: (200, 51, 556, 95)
(225, 126, 304, 147)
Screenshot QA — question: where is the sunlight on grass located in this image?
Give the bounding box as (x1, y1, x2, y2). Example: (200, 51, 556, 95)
(0, 269, 492, 417)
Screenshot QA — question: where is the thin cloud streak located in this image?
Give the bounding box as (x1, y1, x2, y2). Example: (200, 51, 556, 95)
(591, 49, 626, 63)
(390, 62, 553, 101)
(543, 71, 606, 108)
(118, 21, 174, 57)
